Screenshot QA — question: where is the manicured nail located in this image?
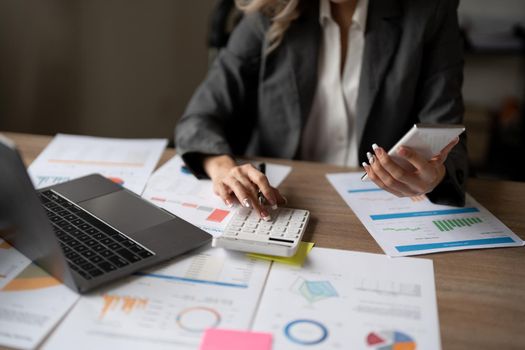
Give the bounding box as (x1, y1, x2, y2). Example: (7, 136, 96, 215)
(261, 210, 271, 221)
(271, 204, 278, 210)
(242, 198, 251, 208)
(362, 161, 368, 168)
(225, 199, 233, 208)
(398, 147, 408, 156)
(372, 143, 383, 156)
(367, 152, 375, 164)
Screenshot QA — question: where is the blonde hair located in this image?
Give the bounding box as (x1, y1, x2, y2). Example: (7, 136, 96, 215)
(236, 0, 301, 53)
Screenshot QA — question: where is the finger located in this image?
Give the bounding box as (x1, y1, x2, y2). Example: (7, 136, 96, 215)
(372, 146, 417, 186)
(371, 147, 419, 196)
(434, 137, 460, 164)
(215, 182, 235, 208)
(363, 162, 405, 197)
(243, 165, 278, 206)
(230, 166, 259, 198)
(396, 146, 429, 172)
(272, 188, 287, 206)
(223, 177, 253, 208)
(396, 146, 441, 186)
(223, 177, 271, 221)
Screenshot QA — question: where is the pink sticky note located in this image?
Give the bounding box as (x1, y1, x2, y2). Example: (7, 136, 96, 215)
(199, 328, 272, 350)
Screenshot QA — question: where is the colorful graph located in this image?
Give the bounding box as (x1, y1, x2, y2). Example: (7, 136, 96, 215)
(176, 306, 221, 332)
(348, 188, 384, 194)
(433, 217, 483, 232)
(366, 331, 416, 350)
(150, 197, 230, 223)
(1, 264, 60, 291)
(180, 166, 192, 175)
(35, 175, 71, 187)
(107, 176, 125, 186)
(47, 159, 145, 167)
(291, 277, 338, 304)
(284, 319, 328, 345)
(382, 227, 422, 232)
(99, 294, 149, 319)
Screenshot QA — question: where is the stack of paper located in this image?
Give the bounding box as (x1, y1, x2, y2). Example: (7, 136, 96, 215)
(43, 247, 271, 350)
(28, 134, 167, 195)
(0, 240, 79, 350)
(252, 247, 441, 349)
(327, 172, 524, 256)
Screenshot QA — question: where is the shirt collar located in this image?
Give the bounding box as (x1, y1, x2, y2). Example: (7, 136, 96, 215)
(319, 0, 369, 31)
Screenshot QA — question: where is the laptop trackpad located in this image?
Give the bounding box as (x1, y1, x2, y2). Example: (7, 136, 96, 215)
(78, 190, 172, 234)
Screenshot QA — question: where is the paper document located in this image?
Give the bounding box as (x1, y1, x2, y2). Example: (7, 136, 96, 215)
(252, 247, 441, 349)
(43, 247, 271, 350)
(0, 240, 79, 350)
(142, 155, 292, 236)
(28, 134, 167, 195)
(247, 241, 315, 266)
(327, 172, 524, 256)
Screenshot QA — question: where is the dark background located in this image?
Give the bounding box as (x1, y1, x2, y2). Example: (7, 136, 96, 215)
(0, 0, 524, 180)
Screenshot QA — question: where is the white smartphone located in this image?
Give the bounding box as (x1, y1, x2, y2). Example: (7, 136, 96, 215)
(361, 123, 465, 181)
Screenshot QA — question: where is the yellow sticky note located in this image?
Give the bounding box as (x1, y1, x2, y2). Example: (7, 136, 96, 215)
(247, 242, 315, 266)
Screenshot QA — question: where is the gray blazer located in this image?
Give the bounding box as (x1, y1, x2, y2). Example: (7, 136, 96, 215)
(176, 0, 468, 206)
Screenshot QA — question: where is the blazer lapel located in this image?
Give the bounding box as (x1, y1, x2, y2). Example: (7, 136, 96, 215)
(356, 0, 402, 148)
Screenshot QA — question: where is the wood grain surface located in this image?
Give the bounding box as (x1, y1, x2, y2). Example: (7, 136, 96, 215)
(2, 132, 524, 350)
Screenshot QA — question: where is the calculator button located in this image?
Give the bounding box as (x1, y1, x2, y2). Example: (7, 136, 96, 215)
(218, 207, 309, 256)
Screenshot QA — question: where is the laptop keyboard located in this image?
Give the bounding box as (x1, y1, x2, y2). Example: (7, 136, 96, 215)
(39, 190, 154, 280)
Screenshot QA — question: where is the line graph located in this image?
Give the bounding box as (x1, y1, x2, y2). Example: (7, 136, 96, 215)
(382, 227, 422, 232)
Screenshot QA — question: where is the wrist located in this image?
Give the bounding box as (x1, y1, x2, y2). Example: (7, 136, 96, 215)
(203, 155, 236, 179)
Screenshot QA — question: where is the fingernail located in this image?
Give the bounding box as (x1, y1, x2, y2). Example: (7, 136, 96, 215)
(362, 161, 369, 168)
(366, 152, 373, 162)
(261, 210, 271, 221)
(242, 198, 251, 208)
(398, 147, 408, 156)
(372, 144, 382, 156)
(271, 204, 278, 210)
(225, 199, 233, 208)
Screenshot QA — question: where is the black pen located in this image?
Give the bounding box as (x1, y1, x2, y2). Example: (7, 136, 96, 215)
(257, 162, 266, 205)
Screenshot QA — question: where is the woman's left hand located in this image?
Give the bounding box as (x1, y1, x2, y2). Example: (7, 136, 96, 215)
(362, 137, 459, 197)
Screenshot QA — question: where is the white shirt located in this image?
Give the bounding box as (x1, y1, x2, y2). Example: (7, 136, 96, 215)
(300, 0, 368, 166)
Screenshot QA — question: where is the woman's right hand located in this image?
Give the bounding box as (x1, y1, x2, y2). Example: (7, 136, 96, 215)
(203, 155, 286, 221)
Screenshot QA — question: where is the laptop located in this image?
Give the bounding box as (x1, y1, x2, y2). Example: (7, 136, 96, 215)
(0, 135, 212, 293)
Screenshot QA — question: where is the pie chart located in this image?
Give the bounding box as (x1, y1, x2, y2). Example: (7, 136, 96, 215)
(366, 331, 416, 350)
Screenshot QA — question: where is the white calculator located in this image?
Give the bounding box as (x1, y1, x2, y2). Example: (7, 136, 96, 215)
(213, 207, 310, 257)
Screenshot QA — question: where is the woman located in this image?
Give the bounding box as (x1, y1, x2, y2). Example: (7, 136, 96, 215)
(176, 0, 467, 220)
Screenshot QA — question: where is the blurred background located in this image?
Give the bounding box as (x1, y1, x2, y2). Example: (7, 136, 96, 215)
(0, 0, 524, 181)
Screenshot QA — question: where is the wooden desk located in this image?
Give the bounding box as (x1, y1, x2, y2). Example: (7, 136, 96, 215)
(3, 132, 525, 350)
